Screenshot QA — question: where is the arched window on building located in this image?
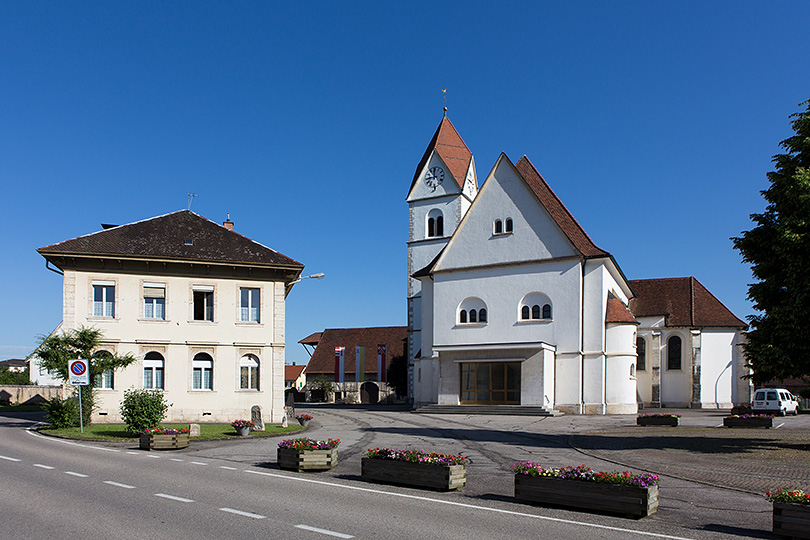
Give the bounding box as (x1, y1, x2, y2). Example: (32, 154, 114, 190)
(667, 336, 682, 370)
(531, 305, 541, 319)
(494, 220, 503, 235)
(192, 352, 214, 390)
(240, 355, 259, 390)
(427, 209, 444, 238)
(519, 293, 552, 321)
(469, 309, 478, 323)
(144, 352, 165, 389)
(459, 310, 468, 323)
(459, 298, 487, 325)
(636, 337, 646, 371)
(505, 218, 513, 233)
(542, 304, 552, 319)
(521, 306, 530, 319)
(94, 350, 114, 389)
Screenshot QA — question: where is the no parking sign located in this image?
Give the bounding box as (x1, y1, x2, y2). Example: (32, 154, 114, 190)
(68, 359, 89, 386)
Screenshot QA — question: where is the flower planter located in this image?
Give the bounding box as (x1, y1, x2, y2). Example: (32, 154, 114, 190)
(236, 427, 251, 437)
(297, 418, 310, 427)
(139, 433, 189, 451)
(723, 416, 773, 428)
(637, 416, 680, 427)
(773, 502, 810, 539)
(361, 458, 466, 491)
(514, 475, 659, 518)
(277, 447, 338, 472)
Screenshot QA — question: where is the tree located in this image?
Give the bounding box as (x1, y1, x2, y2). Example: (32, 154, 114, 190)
(732, 100, 810, 384)
(0, 366, 32, 385)
(35, 327, 136, 425)
(386, 353, 408, 398)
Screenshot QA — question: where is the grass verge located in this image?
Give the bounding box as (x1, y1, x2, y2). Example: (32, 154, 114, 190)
(41, 423, 306, 441)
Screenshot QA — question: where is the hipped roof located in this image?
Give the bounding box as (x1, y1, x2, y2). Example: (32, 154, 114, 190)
(410, 117, 473, 191)
(304, 327, 407, 374)
(629, 277, 747, 328)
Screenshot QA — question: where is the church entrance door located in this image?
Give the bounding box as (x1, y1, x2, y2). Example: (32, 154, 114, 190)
(460, 362, 521, 404)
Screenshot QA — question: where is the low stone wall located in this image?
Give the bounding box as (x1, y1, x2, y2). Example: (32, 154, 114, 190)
(0, 385, 66, 405)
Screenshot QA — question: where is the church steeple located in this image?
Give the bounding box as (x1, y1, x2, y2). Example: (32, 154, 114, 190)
(407, 116, 474, 199)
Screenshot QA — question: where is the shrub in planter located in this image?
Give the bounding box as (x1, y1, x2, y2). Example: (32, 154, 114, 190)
(139, 427, 190, 450)
(767, 488, 810, 539)
(120, 389, 169, 434)
(362, 448, 468, 490)
(511, 463, 660, 518)
(277, 438, 340, 472)
(42, 396, 79, 428)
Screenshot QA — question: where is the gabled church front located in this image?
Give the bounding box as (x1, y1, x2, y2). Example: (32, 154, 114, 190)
(408, 115, 750, 414)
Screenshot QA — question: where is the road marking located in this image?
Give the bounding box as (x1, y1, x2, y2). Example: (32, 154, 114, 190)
(775, 422, 785, 429)
(714, 424, 724, 428)
(27, 428, 119, 452)
(65, 471, 89, 477)
(34, 464, 55, 469)
(245, 470, 694, 540)
(127, 451, 139, 455)
(190, 461, 208, 465)
(219, 507, 265, 519)
(219, 466, 237, 470)
(295, 524, 354, 538)
(0, 455, 21, 462)
(155, 493, 194, 503)
(104, 481, 135, 489)
(170, 458, 184, 462)
(147, 454, 161, 459)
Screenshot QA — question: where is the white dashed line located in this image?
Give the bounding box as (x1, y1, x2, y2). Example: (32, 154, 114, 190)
(34, 464, 55, 469)
(104, 481, 135, 489)
(296, 524, 354, 538)
(147, 454, 161, 459)
(190, 461, 208, 466)
(170, 458, 184, 462)
(220, 507, 265, 519)
(127, 451, 139, 455)
(775, 423, 785, 429)
(219, 466, 237, 470)
(0, 455, 21, 462)
(65, 471, 89, 477)
(155, 493, 194, 503)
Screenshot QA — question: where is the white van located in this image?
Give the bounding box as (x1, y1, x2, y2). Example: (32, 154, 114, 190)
(752, 388, 799, 416)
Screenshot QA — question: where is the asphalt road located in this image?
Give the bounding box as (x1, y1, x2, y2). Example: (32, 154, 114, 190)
(1, 407, 797, 540)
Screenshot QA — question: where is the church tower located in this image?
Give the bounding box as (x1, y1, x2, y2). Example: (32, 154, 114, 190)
(406, 114, 477, 400)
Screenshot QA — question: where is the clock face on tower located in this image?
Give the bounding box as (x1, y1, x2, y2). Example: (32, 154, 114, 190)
(424, 166, 444, 191)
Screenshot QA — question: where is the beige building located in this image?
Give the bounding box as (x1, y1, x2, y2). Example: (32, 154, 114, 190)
(34, 210, 304, 424)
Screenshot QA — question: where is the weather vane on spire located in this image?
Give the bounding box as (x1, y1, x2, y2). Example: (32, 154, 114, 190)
(442, 88, 447, 117)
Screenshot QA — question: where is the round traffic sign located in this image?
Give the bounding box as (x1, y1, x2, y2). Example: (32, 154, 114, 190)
(70, 361, 87, 376)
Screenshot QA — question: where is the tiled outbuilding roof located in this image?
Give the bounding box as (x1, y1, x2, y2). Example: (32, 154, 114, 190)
(605, 295, 639, 325)
(410, 117, 473, 191)
(284, 364, 306, 381)
(304, 327, 408, 375)
(38, 210, 303, 269)
(515, 156, 610, 259)
(298, 332, 322, 346)
(629, 277, 747, 328)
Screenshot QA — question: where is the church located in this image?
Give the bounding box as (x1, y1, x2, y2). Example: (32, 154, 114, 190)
(407, 115, 750, 414)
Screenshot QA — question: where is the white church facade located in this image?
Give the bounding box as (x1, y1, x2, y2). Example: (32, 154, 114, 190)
(408, 116, 750, 414)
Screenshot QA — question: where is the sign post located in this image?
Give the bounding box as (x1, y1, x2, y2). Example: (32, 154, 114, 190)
(68, 359, 89, 433)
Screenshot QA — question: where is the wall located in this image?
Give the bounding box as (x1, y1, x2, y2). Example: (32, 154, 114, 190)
(0, 385, 65, 405)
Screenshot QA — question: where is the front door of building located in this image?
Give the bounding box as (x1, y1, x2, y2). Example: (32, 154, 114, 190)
(460, 362, 521, 404)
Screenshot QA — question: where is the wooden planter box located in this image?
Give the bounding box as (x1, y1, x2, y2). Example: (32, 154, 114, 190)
(514, 475, 659, 518)
(139, 433, 189, 451)
(723, 416, 773, 428)
(277, 447, 338, 472)
(773, 502, 810, 539)
(637, 416, 680, 427)
(361, 458, 467, 491)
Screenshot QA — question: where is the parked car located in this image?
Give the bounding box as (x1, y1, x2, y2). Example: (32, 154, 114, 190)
(752, 388, 799, 416)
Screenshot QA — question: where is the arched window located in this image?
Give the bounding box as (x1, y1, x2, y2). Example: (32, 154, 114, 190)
(144, 351, 165, 389)
(542, 304, 552, 319)
(636, 337, 646, 371)
(521, 306, 530, 320)
(192, 352, 214, 390)
(240, 355, 259, 390)
(94, 350, 114, 389)
(667, 336, 682, 370)
(519, 293, 552, 322)
(494, 220, 503, 234)
(458, 298, 487, 325)
(531, 305, 541, 319)
(505, 218, 513, 233)
(427, 209, 444, 238)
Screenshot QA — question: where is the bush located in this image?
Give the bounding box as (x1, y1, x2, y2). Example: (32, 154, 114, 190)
(43, 396, 79, 428)
(119, 389, 169, 433)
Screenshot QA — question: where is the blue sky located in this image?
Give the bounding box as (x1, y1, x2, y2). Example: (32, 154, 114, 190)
(2, 2, 808, 365)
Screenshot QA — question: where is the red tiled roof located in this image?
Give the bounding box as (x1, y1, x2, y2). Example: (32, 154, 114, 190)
(298, 332, 322, 346)
(410, 117, 473, 191)
(514, 156, 610, 259)
(284, 365, 306, 381)
(605, 295, 639, 325)
(304, 327, 408, 375)
(38, 210, 303, 269)
(629, 277, 747, 328)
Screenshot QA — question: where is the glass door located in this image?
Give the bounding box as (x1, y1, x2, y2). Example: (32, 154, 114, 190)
(460, 362, 521, 404)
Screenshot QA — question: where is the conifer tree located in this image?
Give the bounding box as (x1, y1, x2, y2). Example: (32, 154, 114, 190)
(732, 100, 810, 384)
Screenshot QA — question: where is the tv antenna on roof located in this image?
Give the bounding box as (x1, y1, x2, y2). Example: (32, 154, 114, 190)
(187, 193, 198, 210)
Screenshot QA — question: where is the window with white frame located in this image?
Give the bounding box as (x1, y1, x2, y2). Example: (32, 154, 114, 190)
(192, 353, 213, 390)
(519, 292, 552, 321)
(95, 369, 114, 389)
(143, 283, 165, 320)
(458, 297, 488, 325)
(143, 352, 165, 389)
(92, 282, 115, 318)
(240, 288, 260, 323)
(240, 355, 259, 390)
(427, 209, 444, 238)
(494, 217, 513, 235)
(192, 286, 214, 321)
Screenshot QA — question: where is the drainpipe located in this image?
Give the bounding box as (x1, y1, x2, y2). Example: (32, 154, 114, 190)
(580, 260, 586, 415)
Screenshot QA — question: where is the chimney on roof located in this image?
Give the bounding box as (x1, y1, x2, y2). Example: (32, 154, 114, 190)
(223, 213, 234, 231)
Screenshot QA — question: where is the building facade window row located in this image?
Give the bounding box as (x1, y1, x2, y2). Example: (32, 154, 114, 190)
(457, 293, 553, 325)
(635, 334, 684, 372)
